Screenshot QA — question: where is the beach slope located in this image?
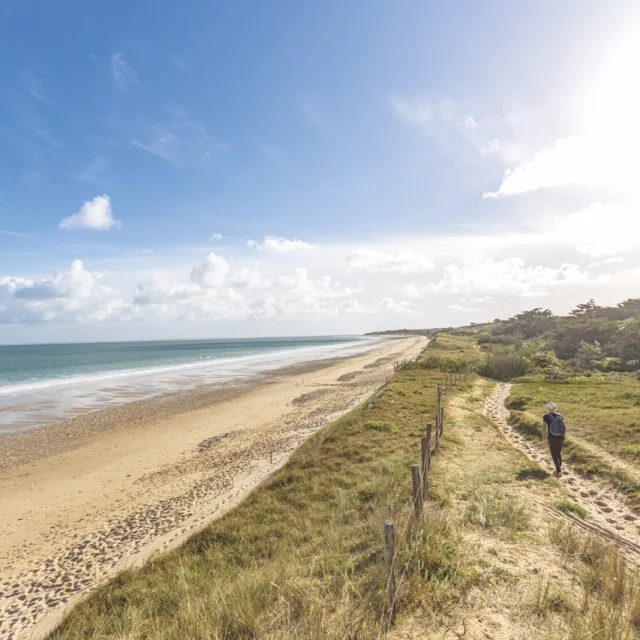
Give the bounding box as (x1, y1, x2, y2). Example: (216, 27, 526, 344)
(0, 336, 425, 640)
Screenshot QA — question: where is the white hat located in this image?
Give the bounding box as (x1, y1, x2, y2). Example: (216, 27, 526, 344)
(546, 402, 558, 412)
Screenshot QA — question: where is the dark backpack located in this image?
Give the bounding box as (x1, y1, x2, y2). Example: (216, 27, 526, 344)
(548, 413, 566, 437)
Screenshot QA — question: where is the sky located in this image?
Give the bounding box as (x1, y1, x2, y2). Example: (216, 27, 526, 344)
(2, 0, 640, 344)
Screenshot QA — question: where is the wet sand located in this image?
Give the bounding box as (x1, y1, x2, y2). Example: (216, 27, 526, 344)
(0, 335, 426, 640)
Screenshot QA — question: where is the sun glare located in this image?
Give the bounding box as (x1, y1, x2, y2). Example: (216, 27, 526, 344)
(581, 26, 640, 194)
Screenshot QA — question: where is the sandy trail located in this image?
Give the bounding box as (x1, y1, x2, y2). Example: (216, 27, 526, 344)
(0, 336, 426, 640)
(483, 382, 640, 562)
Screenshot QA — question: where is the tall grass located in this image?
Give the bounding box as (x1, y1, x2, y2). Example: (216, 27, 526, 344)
(477, 352, 529, 380)
(48, 352, 485, 640)
(548, 521, 640, 638)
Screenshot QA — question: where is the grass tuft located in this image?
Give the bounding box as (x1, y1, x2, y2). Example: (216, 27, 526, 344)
(554, 500, 589, 519)
(364, 421, 393, 432)
(464, 487, 530, 533)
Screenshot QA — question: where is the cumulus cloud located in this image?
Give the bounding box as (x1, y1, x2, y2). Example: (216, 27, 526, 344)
(230, 267, 262, 289)
(59, 195, 121, 231)
(190, 252, 230, 288)
(211, 232, 223, 241)
(14, 260, 102, 300)
(347, 248, 434, 273)
(431, 256, 598, 296)
(247, 236, 319, 253)
(341, 297, 416, 316)
(2, 261, 130, 324)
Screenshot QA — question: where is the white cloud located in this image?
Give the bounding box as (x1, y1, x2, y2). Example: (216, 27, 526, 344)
(59, 195, 121, 231)
(405, 284, 424, 299)
(247, 236, 319, 253)
(211, 232, 223, 241)
(2, 261, 130, 324)
(464, 116, 478, 130)
(14, 260, 101, 300)
(190, 252, 230, 288)
(377, 297, 417, 314)
(347, 248, 434, 273)
(448, 303, 478, 312)
(111, 53, 138, 91)
(550, 201, 640, 257)
(431, 256, 595, 296)
(484, 135, 593, 198)
(486, 29, 640, 200)
(479, 138, 501, 155)
(231, 267, 262, 289)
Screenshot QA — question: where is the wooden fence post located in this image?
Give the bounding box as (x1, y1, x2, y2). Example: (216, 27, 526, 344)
(411, 465, 423, 519)
(421, 436, 429, 500)
(425, 423, 432, 472)
(384, 520, 396, 624)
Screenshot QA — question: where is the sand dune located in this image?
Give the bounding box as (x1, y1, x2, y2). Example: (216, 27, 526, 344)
(0, 336, 426, 640)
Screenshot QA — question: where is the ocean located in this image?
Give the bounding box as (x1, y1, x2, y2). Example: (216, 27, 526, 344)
(0, 336, 382, 433)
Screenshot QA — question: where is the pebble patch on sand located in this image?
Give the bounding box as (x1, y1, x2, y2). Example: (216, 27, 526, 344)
(483, 382, 640, 562)
(0, 342, 420, 640)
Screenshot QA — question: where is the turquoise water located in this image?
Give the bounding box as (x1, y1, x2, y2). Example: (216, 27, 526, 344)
(0, 336, 379, 432)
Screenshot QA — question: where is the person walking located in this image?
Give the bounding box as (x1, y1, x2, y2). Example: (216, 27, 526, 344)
(542, 402, 566, 477)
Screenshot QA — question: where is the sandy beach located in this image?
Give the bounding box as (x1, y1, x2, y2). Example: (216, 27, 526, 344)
(0, 335, 426, 640)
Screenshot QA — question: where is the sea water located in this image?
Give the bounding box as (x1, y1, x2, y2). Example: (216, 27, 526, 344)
(0, 336, 383, 433)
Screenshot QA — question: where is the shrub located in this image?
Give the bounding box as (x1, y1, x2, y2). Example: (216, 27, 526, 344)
(478, 352, 530, 380)
(506, 393, 533, 411)
(409, 356, 469, 372)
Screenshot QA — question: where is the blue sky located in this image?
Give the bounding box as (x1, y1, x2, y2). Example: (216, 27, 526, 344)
(2, 0, 640, 343)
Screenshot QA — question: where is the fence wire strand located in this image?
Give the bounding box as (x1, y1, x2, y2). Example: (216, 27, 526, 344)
(377, 371, 469, 638)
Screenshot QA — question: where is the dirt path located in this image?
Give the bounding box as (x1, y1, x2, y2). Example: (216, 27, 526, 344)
(483, 382, 640, 562)
(0, 337, 426, 640)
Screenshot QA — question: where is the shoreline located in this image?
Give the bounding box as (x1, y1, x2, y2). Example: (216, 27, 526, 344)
(0, 337, 384, 436)
(0, 335, 426, 640)
(0, 353, 359, 475)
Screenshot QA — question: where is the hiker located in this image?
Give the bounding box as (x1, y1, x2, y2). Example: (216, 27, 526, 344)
(542, 402, 566, 477)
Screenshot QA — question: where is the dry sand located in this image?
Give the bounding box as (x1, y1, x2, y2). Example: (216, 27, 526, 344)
(0, 336, 426, 640)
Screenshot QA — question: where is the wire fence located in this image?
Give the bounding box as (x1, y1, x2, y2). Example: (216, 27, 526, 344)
(378, 368, 471, 638)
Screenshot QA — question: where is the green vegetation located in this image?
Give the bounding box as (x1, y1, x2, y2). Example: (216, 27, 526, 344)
(554, 500, 589, 519)
(50, 340, 480, 640)
(364, 420, 393, 432)
(548, 521, 640, 639)
(48, 331, 640, 639)
(507, 379, 640, 512)
(471, 297, 640, 377)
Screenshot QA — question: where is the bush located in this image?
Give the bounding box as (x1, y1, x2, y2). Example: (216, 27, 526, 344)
(476, 332, 520, 346)
(506, 393, 533, 411)
(478, 352, 530, 381)
(409, 356, 469, 373)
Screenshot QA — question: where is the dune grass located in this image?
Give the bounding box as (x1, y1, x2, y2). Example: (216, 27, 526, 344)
(49, 340, 481, 640)
(48, 333, 640, 639)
